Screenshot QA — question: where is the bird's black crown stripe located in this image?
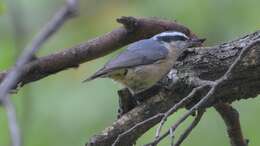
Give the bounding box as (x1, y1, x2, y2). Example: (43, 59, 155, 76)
(157, 35, 188, 42)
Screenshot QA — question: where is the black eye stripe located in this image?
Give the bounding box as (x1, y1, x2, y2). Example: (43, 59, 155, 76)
(157, 35, 187, 42)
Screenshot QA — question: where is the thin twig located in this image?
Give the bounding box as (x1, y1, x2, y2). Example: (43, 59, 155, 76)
(147, 40, 260, 146)
(0, 0, 78, 101)
(173, 109, 205, 146)
(113, 84, 208, 146)
(155, 85, 208, 138)
(0, 1, 78, 146)
(112, 113, 164, 146)
(169, 127, 174, 146)
(1, 96, 21, 146)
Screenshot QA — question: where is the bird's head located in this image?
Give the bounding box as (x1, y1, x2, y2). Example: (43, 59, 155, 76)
(152, 31, 205, 49)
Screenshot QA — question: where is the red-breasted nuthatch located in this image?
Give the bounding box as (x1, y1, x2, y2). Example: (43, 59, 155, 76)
(84, 31, 205, 94)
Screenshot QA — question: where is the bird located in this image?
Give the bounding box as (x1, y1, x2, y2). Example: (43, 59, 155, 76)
(84, 31, 205, 95)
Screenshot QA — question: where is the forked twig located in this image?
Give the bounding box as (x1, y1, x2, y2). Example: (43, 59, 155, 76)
(112, 81, 209, 146)
(173, 109, 205, 146)
(155, 84, 208, 138)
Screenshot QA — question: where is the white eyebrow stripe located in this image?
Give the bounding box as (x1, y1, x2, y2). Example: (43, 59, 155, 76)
(152, 31, 188, 40)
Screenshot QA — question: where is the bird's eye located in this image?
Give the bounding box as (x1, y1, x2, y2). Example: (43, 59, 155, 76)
(157, 35, 188, 42)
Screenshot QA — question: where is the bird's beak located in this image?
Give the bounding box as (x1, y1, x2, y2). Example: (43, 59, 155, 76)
(188, 38, 206, 47)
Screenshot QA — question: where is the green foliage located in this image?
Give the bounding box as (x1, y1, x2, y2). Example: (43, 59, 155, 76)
(0, 0, 260, 146)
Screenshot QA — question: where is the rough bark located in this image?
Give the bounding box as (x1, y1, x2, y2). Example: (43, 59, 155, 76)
(86, 31, 260, 146)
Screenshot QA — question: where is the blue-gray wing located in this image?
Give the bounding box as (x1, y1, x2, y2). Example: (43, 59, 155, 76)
(105, 39, 168, 70)
(85, 39, 168, 81)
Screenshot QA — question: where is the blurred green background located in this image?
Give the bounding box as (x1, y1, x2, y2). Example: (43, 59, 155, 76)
(0, 0, 260, 146)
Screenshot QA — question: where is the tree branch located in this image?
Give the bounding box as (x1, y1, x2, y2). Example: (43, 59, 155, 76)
(0, 17, 194, 88)
(0, 0, 78, 100)
(0, 1, 78, 146)
(148, 38, 260, 146)
(86, 31, 260, 146)
(215, 103, 248, 146)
